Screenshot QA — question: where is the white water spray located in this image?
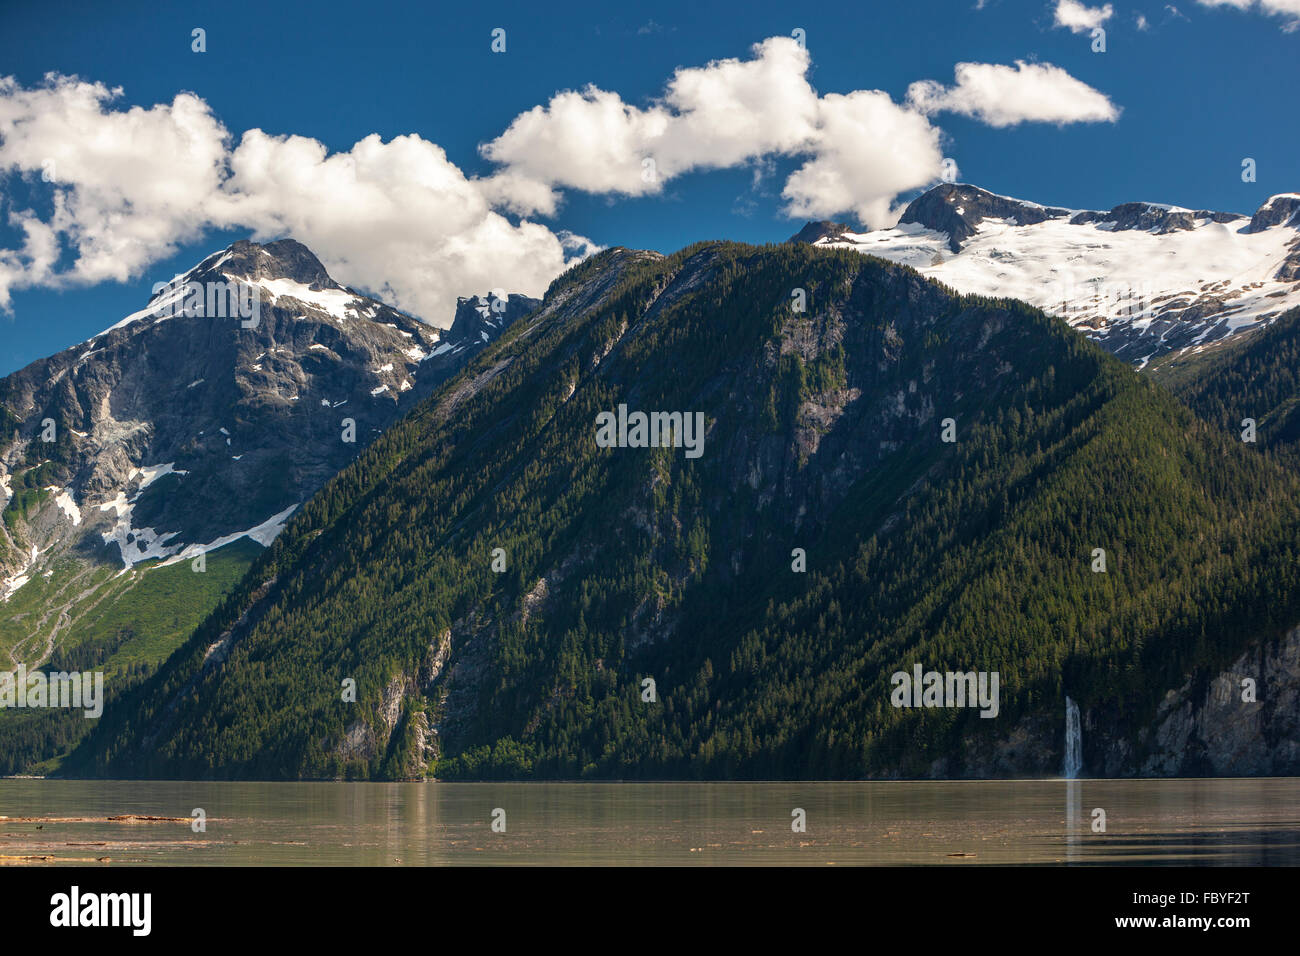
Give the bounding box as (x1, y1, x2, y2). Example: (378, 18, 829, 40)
(1063, 695, 1083, 779)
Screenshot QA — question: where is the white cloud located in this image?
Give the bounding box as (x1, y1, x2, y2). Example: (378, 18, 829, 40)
(906, 60, 1121, 128)
(483, 37, 932, 229)
(655, 37, 823, 171)
(481, 86, 670, 209)
(0, 74, 231, 306)
(0, 41, 1123, 313)
(782, 91, 946, 226)
(485, 39, 1117, 229)
(220, 131, 593, 322)
(481, 37, 822, 214)
(0, 75, 594, 323)
(1196, 0, 1300, 30)
(1136, 12, 1151, 28)
(1053, 0, 1115, 32)
(0, 212, 59, 311)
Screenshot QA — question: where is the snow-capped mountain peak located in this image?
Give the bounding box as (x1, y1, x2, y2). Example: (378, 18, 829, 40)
(804, 183, 1300, 367)
(0, 238, 536, 628)
(93, 239, 377, 341)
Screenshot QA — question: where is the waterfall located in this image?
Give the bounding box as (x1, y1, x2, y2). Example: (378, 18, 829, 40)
(1063, 695, 1083, 779)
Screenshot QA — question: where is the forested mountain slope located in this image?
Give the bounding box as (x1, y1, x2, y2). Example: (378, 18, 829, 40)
(1153, 305, 1300, 465)
(0, 239, 534, 774)
(69, 242, 1300, 780)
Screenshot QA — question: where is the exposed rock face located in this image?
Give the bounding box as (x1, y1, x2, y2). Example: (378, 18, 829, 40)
(1252, 197, 1300, 282)
(1070, 202, 1244, 234)
(1278, 238, 1300, 283)
(0, 238, 535, 665)
(444, 292, 541, 352)
(338, 721, 377, 761)
(327, 630, 456, 775)
(1129, 624, 1300, 776)
(898, 183, 1072, 252)
(789, 220, 853, 244)
(900, 184, 1254, 251)
(955, 624, 1300, 779)
(215, 238, 338, 286)
(1245, 194, 1300, 233)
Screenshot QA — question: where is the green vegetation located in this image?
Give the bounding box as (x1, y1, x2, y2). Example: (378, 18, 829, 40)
(0, 539, 259, 774)
(1152, 306, 1300, 466)
(67, 243, 1300, 781)
(2, 461, 65, 530)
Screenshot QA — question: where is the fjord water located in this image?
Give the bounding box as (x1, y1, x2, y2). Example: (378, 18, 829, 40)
(3, 778, 1298, 865)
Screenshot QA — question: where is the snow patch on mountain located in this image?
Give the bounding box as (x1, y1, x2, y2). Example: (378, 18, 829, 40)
(53, 488, 81, 526)
(0, 238, 529, 635)
(98, 492, 182, 569)
(248, 276, 362, 320)
(155, 504, 298, 569)
(131, 461, 187, 490)
(1, 545, 39, 603)
(814, 184, 1300, 364)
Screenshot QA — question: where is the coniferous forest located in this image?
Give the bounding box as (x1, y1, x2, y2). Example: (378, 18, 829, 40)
(62, 243, 1300, 781)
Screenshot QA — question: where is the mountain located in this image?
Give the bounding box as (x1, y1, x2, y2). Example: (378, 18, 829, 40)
(69, 239, 1300, 781)
(1152, 302, 1300, 463)
(0, 238, 536, 772)
(444, 293, 540, 352)
(789, 220, 853, 244)
(807, 183, 1300, 367)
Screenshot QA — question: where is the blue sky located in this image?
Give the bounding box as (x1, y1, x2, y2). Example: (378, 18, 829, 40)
(0, 0, 1296, 375)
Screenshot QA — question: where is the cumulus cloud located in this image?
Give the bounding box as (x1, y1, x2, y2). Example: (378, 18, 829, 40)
(0, 212, 59, 312)
(0, 75, 594, 322)
(484, 37, 930, 227)
(481, 37, 821, 215)
(220, 130, 591, 322)
(479, 87, 670, 214)
(0, 75, 231, 306)
(1196, 0, 1300, 30)
(0, 41, 1123, 314)
(906, 60, 1121, 127)
(1053, 0, 1115, 32)
(782, 91, 945, 226)
(484, 38, 1118, 228)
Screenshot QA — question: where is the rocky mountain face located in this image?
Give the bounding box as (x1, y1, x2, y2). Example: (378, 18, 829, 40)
(69, 240, 1300, 781)
(444, 293, 541, 352)
(807, 183, 1300, 367)
(897, 186, 1073, 252)
(788, 220, 852, 245)
(957, 621, 1300, 778)
(1152, 302, 1300, 459)
(0, 239, 536, 669)
(1114, 623, 1300, 777)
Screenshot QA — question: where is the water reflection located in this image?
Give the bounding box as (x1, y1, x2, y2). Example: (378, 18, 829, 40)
(0, 778, 1296, 866)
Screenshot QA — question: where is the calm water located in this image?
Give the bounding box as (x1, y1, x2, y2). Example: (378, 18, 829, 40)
(1, 778, 1298, 865)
